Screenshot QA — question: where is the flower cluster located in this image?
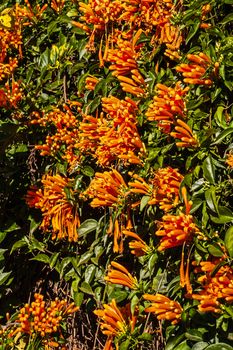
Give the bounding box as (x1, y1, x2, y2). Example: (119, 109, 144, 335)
(123, 230, 150, 257)
(105, 261, 138, 290)
(26, 174, 80, 242)
(146, 82, 189, 132)
(192, 259, 233, 313)
(94, 299, 137, 347)
(155, 212, 200, 251)
(143, 294, 183, 325)
(51, 0, 65, 14)
(129, 167, 184, 211)
(9, 293, 78, 345)
(176, 53, 213, 86)
(0, 6, 23, 109)
(15, 0, 48, 26)
(106, 32, 145, 96)
(31, 103, 81, 165)
(78, 96, 144, 166)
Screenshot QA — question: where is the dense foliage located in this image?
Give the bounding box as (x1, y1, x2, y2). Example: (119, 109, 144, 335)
(0, 0, 233, 349)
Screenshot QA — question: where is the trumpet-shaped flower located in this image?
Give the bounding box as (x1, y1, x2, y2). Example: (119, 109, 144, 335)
(170, 119, 199, 148)
(156, 212, 200, 251)
(123, 230, 151, 257)
(192, 258, 233, 313)
(143, 294, 183, 324)
(176, 53, 212, 86)
(31, 103, 81, 165)
(9, 293, 78, 339)
(25, 174, 80, 241)
(146, 82, 189, 133)
(84, 169, 128, 208)
(105, 261, 138, 290)
(78, 97, 144, 166)
(226, 153, 233, 168)
(94, 299, 136, 338)
(129, 167, 183, 212)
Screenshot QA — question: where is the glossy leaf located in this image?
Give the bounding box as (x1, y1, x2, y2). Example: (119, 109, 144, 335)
(224, 226, 233, 257)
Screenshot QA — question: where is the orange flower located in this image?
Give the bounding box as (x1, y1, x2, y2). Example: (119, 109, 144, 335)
(143, 294, 183, 324)
(84, 169, 128, 208)
(26, 174, 80, 241)
(226, 153, 233, 168)
(0, 57, 18, 82)
(94, 299, 136, 338)
(200, 4, 212, 29)
(156, 212, 200, 251)
(129, 167, 183, 212)
(85, 76, 99, 91)
(78, 99, 144, 166)
(170, 119, 199, 148)
(122, 230, 151, 257)
(84, 170, 130, 252)
(192, 258, 233, 313)
(51, 0, 65, 13)
(176, 53, 212, 85)
(4, 79, 23, 109)
(107, 33, 145, 97)
(31, 103, 81, 165)
(0, 9, 23, 59)
(9, 293, 78, 339)
(146, 82, 189, 133)
(15, 0, 48, 26)
(105, 261, 138, 290)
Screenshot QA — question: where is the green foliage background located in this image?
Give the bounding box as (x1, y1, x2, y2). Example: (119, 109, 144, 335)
(0, 0, 233, 349)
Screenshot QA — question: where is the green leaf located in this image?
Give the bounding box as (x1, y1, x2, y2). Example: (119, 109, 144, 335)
(50, 252, 59, 268)
(148, 253, 158, 273)
(185, 330, 203, 342)
(10, 238, 28, 254)
(59, 257, 72, 277)
(165, 334, 186, 350)
(190, 198, 203, 214)
(0, 231, 7, 244)
(79, 281, 94, 295)
(0, 268, 11, 286)
(211, 128, 233, 145)
(73, 291, 84, 307)
(211, 206, 233, 224)
(204, 344, 233, 350)
(140, 195, 150, 212)
(203, 156, 215, 184)
(191, 342, 209, 350)
(108, 288, 128, 303)
(94, 79, 107, 97)
(81, 166, 94, 177)
(28, 234, 45, 251)
(77, 251, 93, 267)
(224, 226, 233, 257)
(0, 249, 7, 262)
(138, 333, 153, 341)
(84, 264, 96, 284)
(186, 20, 200, 44)
(78, 219, 98, 238)
(87, 96, 101, 114)
(119, 339, 130, 350)
(214, 106, 227, 129)
(220, 13, 233, 24)
(174, 340, 191, 350)
(208, 244, 224, 257)
(38, 48, 50, 68)
(204, 187, 219, 214)
(130, 294, 139, 315)
(31, 253, 50, 264)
